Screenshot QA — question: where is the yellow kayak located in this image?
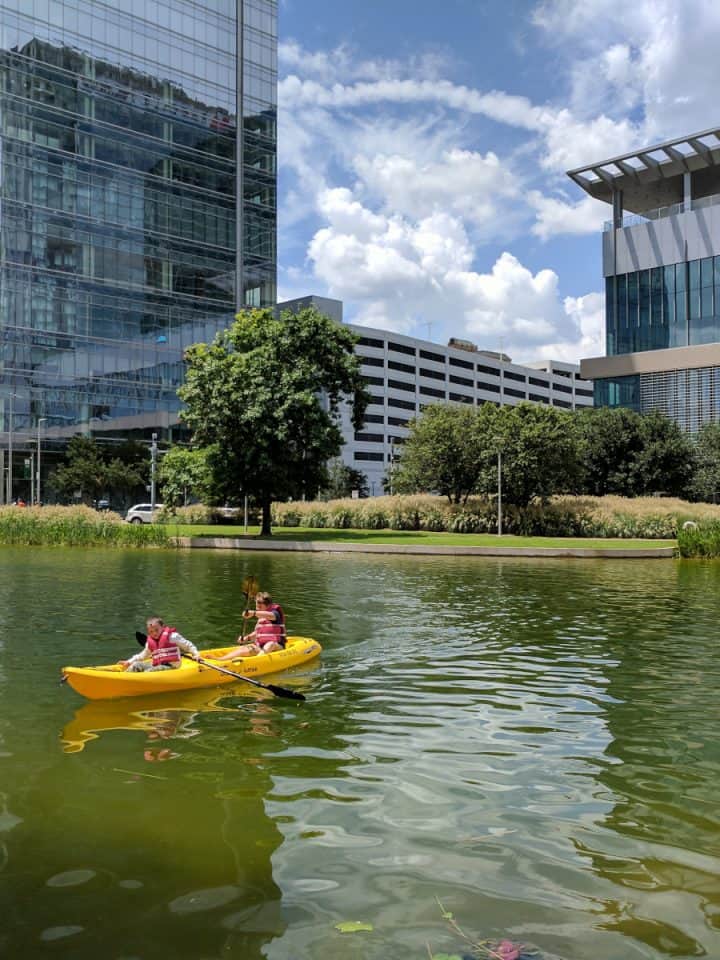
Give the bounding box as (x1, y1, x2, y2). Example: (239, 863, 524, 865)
(61, 636, 322, 700)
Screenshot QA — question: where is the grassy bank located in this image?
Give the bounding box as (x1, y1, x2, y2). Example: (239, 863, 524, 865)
(677, 520, 720, 558)
(0, 506, 169, 547)
(173, 525, 673, 550)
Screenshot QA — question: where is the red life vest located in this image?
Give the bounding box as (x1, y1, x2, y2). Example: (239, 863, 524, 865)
(255, 604, 286, 649)
(147, 626, 180, 666)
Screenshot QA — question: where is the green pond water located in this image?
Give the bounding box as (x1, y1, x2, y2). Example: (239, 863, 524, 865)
(1, 547, 719, 960)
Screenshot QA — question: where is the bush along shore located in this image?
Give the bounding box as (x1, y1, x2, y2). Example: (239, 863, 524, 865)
(677, 520, 720, 558)
(271, 494, 720, 540)
(0, 506, 169, 547)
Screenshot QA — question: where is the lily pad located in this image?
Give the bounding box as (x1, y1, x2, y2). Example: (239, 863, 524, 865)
(334, 920, 374, 934)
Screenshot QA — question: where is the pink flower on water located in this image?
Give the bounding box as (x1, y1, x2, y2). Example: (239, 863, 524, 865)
(492, 940, 521, 960)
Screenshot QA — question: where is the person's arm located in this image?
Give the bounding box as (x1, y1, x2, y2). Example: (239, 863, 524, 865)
(120, 644, 150, 668)
(173, 631, 200, 660)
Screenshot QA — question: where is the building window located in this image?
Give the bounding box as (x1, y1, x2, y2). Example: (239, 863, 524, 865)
(354, 432, 384, 443)
(388, 378, 415, 393)
(420, 367, 446, 381)
(529, 376, 548, 388)
(388, 360, 415, 374)
(449, 356, 473, 370)
(359, 336, 384, 348)
(449, 374, 473, 387)
(388, 340, 415, 356)
(363, 413, 384, 424)
(419, 349, 444, 363)
(554, 382, 573, 394)
(477, 363, 499, 376)
(505, 387, 526, 399)
(504, 371, 525, 383)
(355, 451, 384, 461)
(387, 416, 410, 426)
(529, 393, 549, 404)
(419, 385, 445, 398)
(360, 355, 384, 367)
(362, 375, 384, 387)
(449, 392, 473, 404)
(478, 381, 500, 393)
(388, 396, 416, 411)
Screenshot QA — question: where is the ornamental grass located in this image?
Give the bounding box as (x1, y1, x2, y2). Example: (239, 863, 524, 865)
(272, 493, 720, 540)
(0, 505, 170, 547)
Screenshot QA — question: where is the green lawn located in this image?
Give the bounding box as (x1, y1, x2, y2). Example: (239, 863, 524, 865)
(166, 524, 675, 550)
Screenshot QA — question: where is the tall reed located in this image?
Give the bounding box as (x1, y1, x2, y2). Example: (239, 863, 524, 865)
(0, 506, 169, 547)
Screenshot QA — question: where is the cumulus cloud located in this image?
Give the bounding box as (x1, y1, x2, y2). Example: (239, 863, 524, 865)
(305, 185, 601, 361)
(528, 190, 609, 239)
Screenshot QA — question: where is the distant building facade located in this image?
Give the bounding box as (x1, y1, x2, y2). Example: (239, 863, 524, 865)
(278, 296, 594, 495)
(571, 126, 720, 432)
(0, 1, 277, 501)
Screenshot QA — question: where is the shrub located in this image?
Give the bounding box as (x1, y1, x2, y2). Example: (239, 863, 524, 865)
(0, 505, 169, 547)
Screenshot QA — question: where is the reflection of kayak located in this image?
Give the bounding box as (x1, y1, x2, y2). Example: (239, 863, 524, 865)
(61, 687, 238, 753)
(61, 637, 322, 700)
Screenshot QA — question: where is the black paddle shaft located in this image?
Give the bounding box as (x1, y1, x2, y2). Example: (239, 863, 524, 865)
(134, 632, 306, 702)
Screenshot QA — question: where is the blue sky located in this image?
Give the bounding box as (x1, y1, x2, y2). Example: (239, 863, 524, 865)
(276, 0, 719, 362)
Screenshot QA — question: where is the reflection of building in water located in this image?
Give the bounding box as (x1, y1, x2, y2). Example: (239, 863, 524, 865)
(0, 1, 277, 490)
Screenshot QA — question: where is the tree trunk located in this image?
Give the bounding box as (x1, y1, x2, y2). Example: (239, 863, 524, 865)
(260, 496, 272, 536)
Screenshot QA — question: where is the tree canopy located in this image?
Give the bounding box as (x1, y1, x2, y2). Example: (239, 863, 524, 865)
(158, 446, 216, 508)
(178, 306, 369, 533)
(688, 422, 720, 503)
(47, 436, 146, 506)
(319, 459, 369, 500)
(391, 402, 498, 504)
(577, 407, 692, 497)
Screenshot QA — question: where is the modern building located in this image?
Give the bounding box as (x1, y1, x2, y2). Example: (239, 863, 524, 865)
(278, 296, 594, 495)
(0, 0, 277, 502)
(570, 126, 720, 432)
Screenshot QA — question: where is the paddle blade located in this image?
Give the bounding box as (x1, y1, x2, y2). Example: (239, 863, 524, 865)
(265, 684, 306, 702)
(135, 631, 147, 646)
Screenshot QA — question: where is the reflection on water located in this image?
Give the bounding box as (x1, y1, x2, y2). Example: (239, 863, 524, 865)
(0, 548, 719, 959)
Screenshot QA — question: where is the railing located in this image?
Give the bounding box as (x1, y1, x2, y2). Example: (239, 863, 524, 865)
(603, 192, 720, 231)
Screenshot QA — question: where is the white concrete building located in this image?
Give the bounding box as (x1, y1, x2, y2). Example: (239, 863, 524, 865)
(278, 297, 593, 495)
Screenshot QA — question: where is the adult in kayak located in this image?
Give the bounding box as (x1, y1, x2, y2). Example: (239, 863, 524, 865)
(119, 617, 200, 672)
(215, 592, 287, 660)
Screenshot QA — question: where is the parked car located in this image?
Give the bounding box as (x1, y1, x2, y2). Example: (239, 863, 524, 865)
(125, 503, 163, 524)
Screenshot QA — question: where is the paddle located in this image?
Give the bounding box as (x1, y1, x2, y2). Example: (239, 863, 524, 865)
(134, 632, 306, 702)
(240, 574, 259, 641)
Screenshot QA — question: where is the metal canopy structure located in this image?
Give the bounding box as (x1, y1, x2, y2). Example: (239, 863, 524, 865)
(567, 125, 720, 215)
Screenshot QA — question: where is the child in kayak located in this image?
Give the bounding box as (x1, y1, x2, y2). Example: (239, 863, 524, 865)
(120, 617, 200, 671)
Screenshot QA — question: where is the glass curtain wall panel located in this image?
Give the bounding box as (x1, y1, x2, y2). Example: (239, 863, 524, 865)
(0, 0, 277, 446)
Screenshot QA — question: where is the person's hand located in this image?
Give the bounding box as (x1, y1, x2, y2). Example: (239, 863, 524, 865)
(118, 660, 130, 670)
(243, 609, 254, 619)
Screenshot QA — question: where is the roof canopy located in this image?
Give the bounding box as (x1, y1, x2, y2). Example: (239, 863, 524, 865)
(567, 126, 720, 215)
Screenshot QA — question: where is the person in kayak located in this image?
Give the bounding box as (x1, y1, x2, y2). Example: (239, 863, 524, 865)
(215, 592, 287, 660)
(119, 617, 200, 672)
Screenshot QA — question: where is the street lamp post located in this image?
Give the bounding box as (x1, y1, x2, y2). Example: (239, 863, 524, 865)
(6, 393, 16, 505)
(36, 418, 47, 506)
(494, 436, 503, 537)
(150, 433, 158, 512)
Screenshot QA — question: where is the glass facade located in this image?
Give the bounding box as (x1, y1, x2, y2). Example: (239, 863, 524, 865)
(0, 0, 276, 449)
(595, 367, 720, 434)
(606, 255, 720, 356)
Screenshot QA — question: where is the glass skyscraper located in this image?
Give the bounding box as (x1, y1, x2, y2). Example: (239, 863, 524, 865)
(570, 128, 720, 433)
(0, 0, 276, 498)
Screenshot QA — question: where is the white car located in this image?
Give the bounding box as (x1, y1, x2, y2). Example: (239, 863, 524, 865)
(125, 503, 163, 524)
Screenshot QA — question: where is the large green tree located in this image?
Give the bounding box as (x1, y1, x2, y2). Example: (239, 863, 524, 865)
(391, 403, 499, 504)
(48, 436, 146, 506)
(158, 446, 216, 507)
(178, 307, 369, 534)
(688, 422, 720, 503)
(494, 402, 584, 507)
(319, 459, 369, 500)
(577, 407, 692, 497)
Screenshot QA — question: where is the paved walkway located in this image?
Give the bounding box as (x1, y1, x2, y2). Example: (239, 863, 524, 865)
(175, 536, 675, 559)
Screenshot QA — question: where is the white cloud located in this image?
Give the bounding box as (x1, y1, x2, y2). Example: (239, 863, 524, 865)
(528, 190, 609, 239)
(533, 292, 606, 363)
